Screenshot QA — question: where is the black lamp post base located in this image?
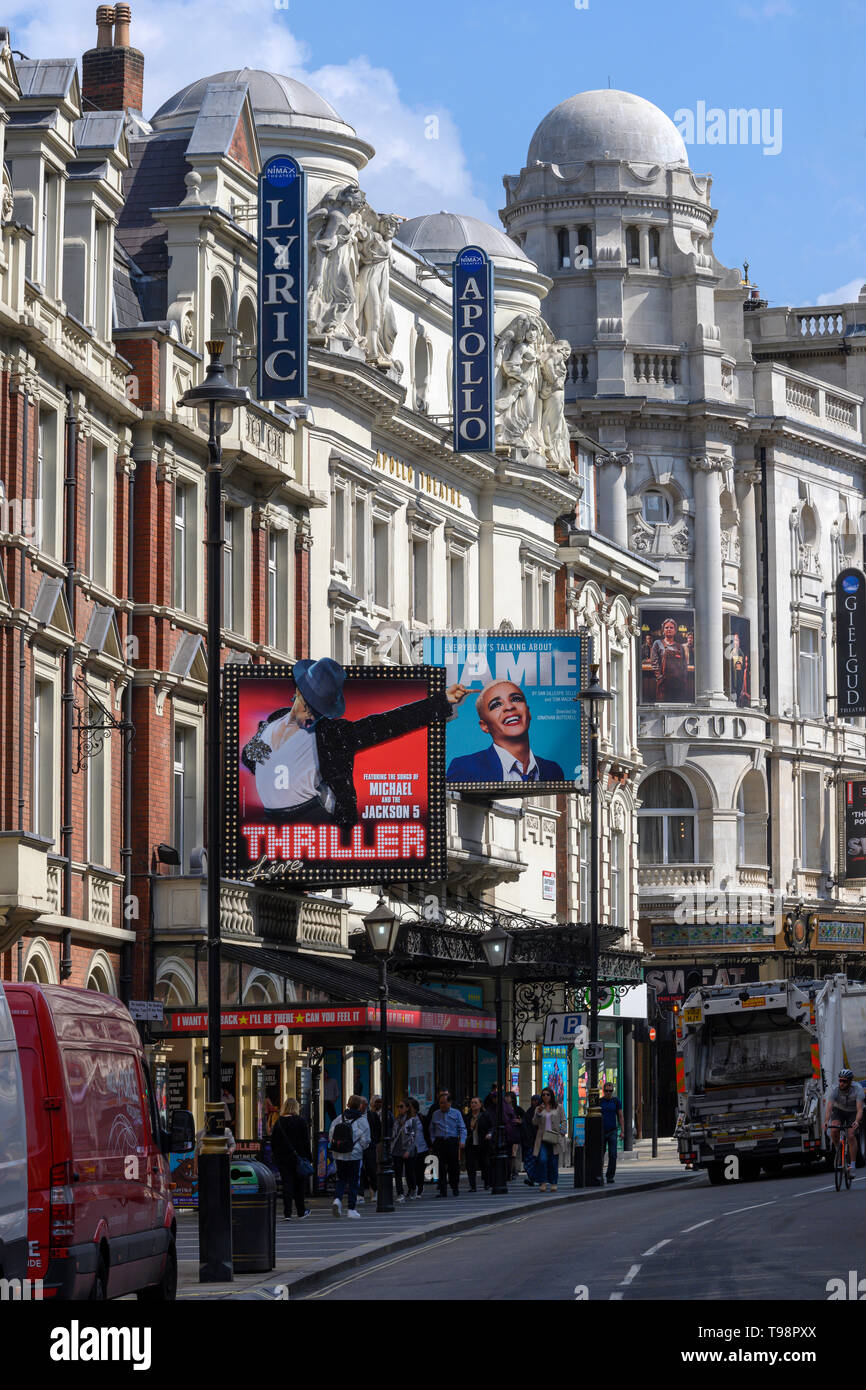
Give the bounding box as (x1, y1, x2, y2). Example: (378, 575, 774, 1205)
(198, 1149, 233, 1282)
(585, 1109, 605, 1187)
(376, 1141, 395, 1212)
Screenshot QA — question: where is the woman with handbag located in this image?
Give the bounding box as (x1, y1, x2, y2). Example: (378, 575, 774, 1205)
(391, 1099, 417, 1202)
(271, 1097, 314, 1219)
(532, 1087, 566, 1191)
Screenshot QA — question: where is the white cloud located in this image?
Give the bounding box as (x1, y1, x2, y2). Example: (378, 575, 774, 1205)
(815, 277, 866, 306)
(7, 1, 495, 221)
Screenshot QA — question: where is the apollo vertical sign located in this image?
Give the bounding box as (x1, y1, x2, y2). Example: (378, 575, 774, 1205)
(257, 154, 307, 401)
(836, 568, 866, 718)
(452, 245, 494, 453)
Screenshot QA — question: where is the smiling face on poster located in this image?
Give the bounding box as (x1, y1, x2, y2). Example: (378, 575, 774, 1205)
(424, 632, 587, 793)
(639, 610, 695, 705)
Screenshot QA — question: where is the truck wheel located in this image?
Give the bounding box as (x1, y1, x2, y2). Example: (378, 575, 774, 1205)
(137, 1239, 177, 1302)
(706, 1164, 725, 1185)
(90, 1255, 108, 1301)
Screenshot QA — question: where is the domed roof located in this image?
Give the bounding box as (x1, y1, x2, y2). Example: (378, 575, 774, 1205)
(151, 68, 344, 128)
(397, 211, 529, 268)
(528, 89, 688, 169)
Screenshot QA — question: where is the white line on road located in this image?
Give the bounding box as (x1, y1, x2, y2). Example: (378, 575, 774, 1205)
(787, 1184, 837, 1197)
(620, 1264, 641, 1286)
(722, 1200, 777, 1216)
(306, 1237, 459, 1298)
(641, 1239, 672, 1256)
(681, 1219, 715, 1232)
(609, 1291, 624, 1300)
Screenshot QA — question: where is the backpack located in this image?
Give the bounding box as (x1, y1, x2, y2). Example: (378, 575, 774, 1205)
(331, 1112, 357, 1155)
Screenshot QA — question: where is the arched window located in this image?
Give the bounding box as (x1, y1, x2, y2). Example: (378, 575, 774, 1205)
(242, 970, 282, 1006)
(800, 504, 818, 547)
(85, 950, 117, 996)
(638, 770, 696, 864)
(23, 937, 57, 984)
(626, 226, 640, 265)
(736, 772, 767, 867)
(576, 225, 593, 266)
(209, 277, 230, 348)
(642, 488, 671, 525)
(154, 954, 196, 1006)
(557, 227, 571, 269)
(649, 227, 661, 268)
(236, 297, 257, 391)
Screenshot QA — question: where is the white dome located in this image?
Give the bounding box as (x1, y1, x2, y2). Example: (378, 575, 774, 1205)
(151, 68, 344, 128)
(397, 211, 529, 270)
(528, 90, 688, 169)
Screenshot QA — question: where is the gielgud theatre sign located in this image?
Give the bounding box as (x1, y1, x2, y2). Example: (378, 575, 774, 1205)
(223, 659, 457, 887)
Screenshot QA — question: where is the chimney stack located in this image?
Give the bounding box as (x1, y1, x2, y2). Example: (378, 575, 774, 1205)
(82, 3, 144, 114)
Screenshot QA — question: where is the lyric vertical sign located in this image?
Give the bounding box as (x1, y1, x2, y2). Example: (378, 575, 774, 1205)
(836, 568, 866, 718)
(452, 245, 494, 453)
(257, 154, 307, 401)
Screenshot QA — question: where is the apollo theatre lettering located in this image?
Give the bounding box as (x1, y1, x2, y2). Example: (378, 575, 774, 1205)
(257, 155, 307, 402)
(452, 245, 494, 453)
(836, 568, 866, 719)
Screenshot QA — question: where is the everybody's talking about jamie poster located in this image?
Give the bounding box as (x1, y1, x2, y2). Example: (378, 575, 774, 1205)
(424, 632, 586, 794)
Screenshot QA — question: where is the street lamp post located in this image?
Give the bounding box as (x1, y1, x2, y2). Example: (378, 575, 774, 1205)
(363, 898, 402, 1213)
(577, 662, 612, 1188)
(480, 923, 513, 1195)
(179, 342, 249, 1282)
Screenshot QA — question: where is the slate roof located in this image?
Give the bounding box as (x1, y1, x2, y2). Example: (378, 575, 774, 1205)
(15, 58, 77, 101)
(117, 135, 190, 309)
(112, 242, 145, 330)
(186, 82, 248, 158)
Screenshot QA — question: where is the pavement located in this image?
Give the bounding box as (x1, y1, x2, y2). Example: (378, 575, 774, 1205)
(176, 1141, 697, 1300)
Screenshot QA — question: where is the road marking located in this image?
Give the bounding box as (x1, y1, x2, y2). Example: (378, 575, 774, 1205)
(620, 1264, 641, 1286)
(722, 1200, 777, 1216)
(681, 1219, 714, 1232)
(788, 1184, 837, 1197)
(306, 1237, 459, 1298)
(609, 1291, 624, 1300)
(641, 1239, 672, 1257)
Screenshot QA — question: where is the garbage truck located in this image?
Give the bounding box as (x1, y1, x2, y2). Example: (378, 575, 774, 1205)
(674, 974, 866, 1183)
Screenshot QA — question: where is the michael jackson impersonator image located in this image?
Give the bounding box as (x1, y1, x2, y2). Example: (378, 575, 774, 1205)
(241, 657, 468, 829)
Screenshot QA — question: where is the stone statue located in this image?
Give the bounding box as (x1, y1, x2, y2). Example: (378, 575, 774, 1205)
(539, 338, 572, 470)
(494, 314, 571, 468)
(357, 212, 402, 372)
(307, 184, 367, 342)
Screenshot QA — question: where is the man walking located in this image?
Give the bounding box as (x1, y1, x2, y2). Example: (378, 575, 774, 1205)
(600, 1082, 624, 1184)
(429, 1091, 466, 1197)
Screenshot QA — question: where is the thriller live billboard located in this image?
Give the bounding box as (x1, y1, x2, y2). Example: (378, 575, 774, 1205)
(223, 662, 448, 888)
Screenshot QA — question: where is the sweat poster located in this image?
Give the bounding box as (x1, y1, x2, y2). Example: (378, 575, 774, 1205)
(424, 631, 586, 793)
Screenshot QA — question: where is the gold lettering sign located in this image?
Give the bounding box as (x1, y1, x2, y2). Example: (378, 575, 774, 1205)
(373, 452, 462, 509)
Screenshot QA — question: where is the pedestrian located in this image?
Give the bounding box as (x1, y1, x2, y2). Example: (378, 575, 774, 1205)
(506, 1091, 525, 1178)
(391, 1099, 421, 1201)
(532, 1086, 566, 1191)
(358, 1096, 377, 1203)
(270, 1097, 312, 1220)
(522, 1095, 541, 1186)
(429, 1090, 466, 1197)
(464, 1096, 492, 1191)
(407, 1097, 428, 1198)
(328, 1094, 370, 1219)
(600, 1081, 625, 1184)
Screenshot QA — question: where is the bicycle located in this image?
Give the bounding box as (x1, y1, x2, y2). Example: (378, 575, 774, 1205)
(832, 1122, 856, 1191)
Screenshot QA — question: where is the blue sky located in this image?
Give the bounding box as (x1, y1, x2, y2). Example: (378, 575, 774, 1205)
(10, 0, 866, 306)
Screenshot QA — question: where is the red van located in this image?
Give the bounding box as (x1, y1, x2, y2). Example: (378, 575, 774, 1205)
(7, 983, 181, 1300)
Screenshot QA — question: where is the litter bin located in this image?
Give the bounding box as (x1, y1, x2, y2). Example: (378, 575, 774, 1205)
(230, 1159, 276, 1273)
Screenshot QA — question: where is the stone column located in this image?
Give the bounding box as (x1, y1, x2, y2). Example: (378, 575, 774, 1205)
(735, 464, 761, 698)
(690, 455, 726, 703)
(639, 226, 650, 269)
(595, 451, 630, 549)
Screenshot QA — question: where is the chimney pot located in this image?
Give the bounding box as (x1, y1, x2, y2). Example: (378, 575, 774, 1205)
(114, 3, 131, 47)
(96, 5, 115, 47)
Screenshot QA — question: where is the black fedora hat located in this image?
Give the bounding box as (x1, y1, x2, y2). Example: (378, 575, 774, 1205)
(293, 657, 347, 720)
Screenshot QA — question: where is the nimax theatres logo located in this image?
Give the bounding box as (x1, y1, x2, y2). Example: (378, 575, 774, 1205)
(837, 569, 866, 718)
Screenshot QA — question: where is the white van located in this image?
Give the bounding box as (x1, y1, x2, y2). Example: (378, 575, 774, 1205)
(0, 978, 27, 1280)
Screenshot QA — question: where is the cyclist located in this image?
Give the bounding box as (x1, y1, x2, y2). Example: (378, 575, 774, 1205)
(824, 1068, 865, 1175)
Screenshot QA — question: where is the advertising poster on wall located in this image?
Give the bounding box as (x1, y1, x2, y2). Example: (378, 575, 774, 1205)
(476, 1047, 498, 1102)
(639, 610, 695, 704)
(224, 661, 449, 887)
(424, 631, 587, 793)
(322, 1049, 343, 1124)
(724, 614, 751, 707)
(408, 1043, 435, 1110)
(253, 1064, 281, 1140)
(221, 1063, 236, 1131)
(844, 780, 866, 880)
(353, 1052, 371, 1102)
(541, 1047, 568, 1108)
